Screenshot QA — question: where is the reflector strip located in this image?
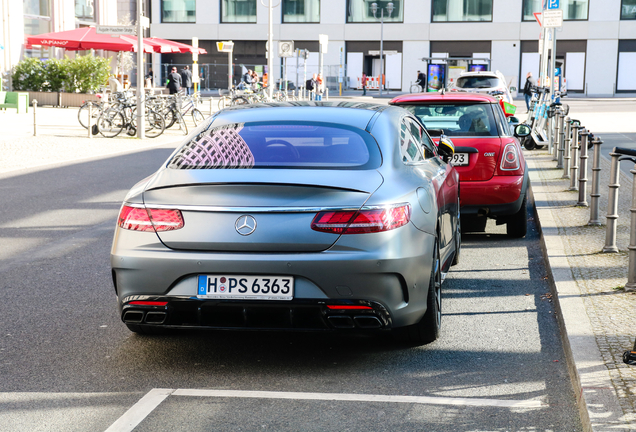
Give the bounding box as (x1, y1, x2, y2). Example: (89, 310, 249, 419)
(326, 305, 373, 310)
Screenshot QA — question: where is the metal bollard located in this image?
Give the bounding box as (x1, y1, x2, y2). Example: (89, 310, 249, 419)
(556, 111, 565, 168)
(562, 117, 571, 179)
(588, 136, 604, 225)
(569, 122, 581, 190)
(552, 110, 560, 161)
(88, 103, 93, 139)
(209, 97, 213, 115)
(32, 99, 37, 137)
(577, 129, 590, 206)
(626, 164, 636, 291)
(603, 149, 622, 253)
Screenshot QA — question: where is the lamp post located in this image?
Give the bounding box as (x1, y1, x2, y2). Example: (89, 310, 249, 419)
(371, 2, 394, 97)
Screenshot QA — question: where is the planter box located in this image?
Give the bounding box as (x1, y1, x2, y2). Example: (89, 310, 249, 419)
(27, 91, 102, 107)
(59, 92, 101, 108)
(28, 91, 59, 107)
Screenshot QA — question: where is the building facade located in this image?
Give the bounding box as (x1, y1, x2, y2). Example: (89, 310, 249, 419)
(150, 0, 636, 96)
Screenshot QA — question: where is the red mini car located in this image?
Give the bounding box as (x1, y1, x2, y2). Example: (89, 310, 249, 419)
(390, 93, 530, 237)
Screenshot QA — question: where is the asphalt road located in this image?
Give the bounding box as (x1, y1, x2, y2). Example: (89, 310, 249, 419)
(0, 142, 583, 431)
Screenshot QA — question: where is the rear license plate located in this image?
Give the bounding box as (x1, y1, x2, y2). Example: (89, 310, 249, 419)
(197, 275, 294, 300)
(451, 153, 469, 166)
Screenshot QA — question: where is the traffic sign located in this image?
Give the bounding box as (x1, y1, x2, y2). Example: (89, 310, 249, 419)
(543, 9, 563, 27)
(96, 25, 136, 35)
(216, 41, 234, 52)
(279, 41, 294, 57)
(547, 0, 559, 9)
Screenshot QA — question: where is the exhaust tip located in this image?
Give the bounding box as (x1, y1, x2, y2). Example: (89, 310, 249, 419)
(123, 310, 144, 323)
(353, 316, 382, 329)
(145, 311, 167, 324)
(327, 316, 355, 329)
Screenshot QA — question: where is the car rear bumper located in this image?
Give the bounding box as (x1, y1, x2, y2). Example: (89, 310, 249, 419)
(111, 224, 437, 330)
(460, 168, 528, 217)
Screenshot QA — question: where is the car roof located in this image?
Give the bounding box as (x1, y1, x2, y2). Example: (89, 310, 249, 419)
(212, 102, 393, 130)
(390, 92, 497, 105)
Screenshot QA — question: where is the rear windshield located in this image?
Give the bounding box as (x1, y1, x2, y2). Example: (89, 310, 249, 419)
(168, 122, 381, 170)
(400, 103, 499, 137)
(456, 76, 502, 89)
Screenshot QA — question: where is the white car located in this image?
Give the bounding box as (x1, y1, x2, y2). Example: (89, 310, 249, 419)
(451, 71, 514, 105)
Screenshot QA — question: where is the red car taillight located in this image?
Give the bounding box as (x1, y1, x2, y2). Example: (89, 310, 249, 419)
(500, 143, 520, 171)
(118, 205, 184, 232)
(311, 204, 411, 234)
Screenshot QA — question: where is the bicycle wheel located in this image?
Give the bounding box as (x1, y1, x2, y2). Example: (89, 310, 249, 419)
(78, 102, 103, 129)
(218, 96, 231, 110)
(163, 107, 177, 129)
(230, 96, 249, 106)
(143, 109, 166, 138)
(97, 110, 124, 138)
(192, 108, 205, 126)
(410, 84, 421, 93)
(175, 112, 188, 135)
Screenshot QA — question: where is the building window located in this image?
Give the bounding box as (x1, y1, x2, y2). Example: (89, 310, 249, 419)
(24, 0, 52, 57)
(222, 0, 257, 23)
(161, 0, 196, 23)
(346, 0, 404, 23)
(432, 0, 492, 22)
(75, 0, 95, 22)
(283, 0, 320, 23)
(622, 0, 636, 19)
(522, 0, 588, 21)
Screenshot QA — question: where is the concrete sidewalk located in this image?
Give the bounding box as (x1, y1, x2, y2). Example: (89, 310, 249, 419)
(527, 150, 636, 431)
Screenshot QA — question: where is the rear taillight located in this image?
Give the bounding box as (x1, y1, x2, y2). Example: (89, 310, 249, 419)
(118, 205, 184, 232)
(311, 204, 411, 234)
(500, 143, 520, 171)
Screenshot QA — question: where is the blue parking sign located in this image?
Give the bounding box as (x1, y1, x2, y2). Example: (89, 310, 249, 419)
(548, 0, 559, 9)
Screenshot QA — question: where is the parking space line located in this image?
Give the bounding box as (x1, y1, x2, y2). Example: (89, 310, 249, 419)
(104, 388, 174, 432)
(172, 389, 547, 408)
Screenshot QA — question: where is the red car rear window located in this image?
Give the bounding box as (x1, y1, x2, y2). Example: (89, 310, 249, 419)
(400, 103, 499, 137)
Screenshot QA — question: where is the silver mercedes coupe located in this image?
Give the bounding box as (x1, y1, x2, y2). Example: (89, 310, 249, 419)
(111, 102, 460, 344)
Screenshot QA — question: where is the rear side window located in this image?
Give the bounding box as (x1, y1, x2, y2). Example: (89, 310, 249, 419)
(401, 103, 499, 137)
(456, 76, 502, 89)
(400, 121, 424, 163)
(168, 122, 381, 170)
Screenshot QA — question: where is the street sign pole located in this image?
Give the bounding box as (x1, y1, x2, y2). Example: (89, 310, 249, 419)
(136, 0, 145, 139)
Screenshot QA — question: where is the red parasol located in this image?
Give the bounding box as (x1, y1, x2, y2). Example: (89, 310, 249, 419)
(26, 27, 155, 53)
(145, 37, 207, 54)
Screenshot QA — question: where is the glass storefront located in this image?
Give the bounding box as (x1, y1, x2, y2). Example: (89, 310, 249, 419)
(222, 0, 257, 23)
(522, 0, 589, 21)
(346, 0, 403, 23)
(622, 0, 636, 19)
(24, 0, 51, 57)
(283, 0, 320, 23)
(432, 0, 492, 22)
(75, 0, 95, 22)
(161, 0, 196, 23)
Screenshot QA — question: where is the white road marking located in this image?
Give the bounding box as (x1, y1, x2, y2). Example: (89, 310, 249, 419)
(105, 388, 546, 431)
(104, 388, 174, 432)
(172, 388, 547, 408)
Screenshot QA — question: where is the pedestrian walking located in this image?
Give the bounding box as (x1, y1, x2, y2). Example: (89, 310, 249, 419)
(315, 73, 325, 101)
(306, 73, 316, 99)
(180, 65, 193, 95)
(523, 72, 536, 111)
(362, 72, 367, 96)
(167, 66, 182, 95)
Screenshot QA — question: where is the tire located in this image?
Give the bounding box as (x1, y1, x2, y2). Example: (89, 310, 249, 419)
(410, 84, 421, 93)
(97, 110, 124, 138)
(78, 102, 102, 129)
(506, 196, 528, 238)
(218, 96, 231, 110)
(393, 236, 442, 345)
(192, 108, 205, 126)
(523, 135, 536, 150)
(163, 107, 177, 129)
(451, 197, 461, 266)
(143, 109, 166, 138)
(231, 96, 249, 106)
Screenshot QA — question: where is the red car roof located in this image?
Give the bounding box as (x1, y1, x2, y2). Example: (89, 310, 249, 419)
(390, 92, 497, 104)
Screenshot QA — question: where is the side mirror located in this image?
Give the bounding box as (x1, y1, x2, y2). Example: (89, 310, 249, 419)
(438, 136, 455, 163)
(508, 116, 520, 124)
(514, 124, 532, 138)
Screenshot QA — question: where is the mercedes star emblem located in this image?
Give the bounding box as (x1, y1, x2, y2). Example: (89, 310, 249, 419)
(235, 215, 257, 236)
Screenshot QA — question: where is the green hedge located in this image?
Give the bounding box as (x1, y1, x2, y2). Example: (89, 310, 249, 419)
(12, 54, 111, 93)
